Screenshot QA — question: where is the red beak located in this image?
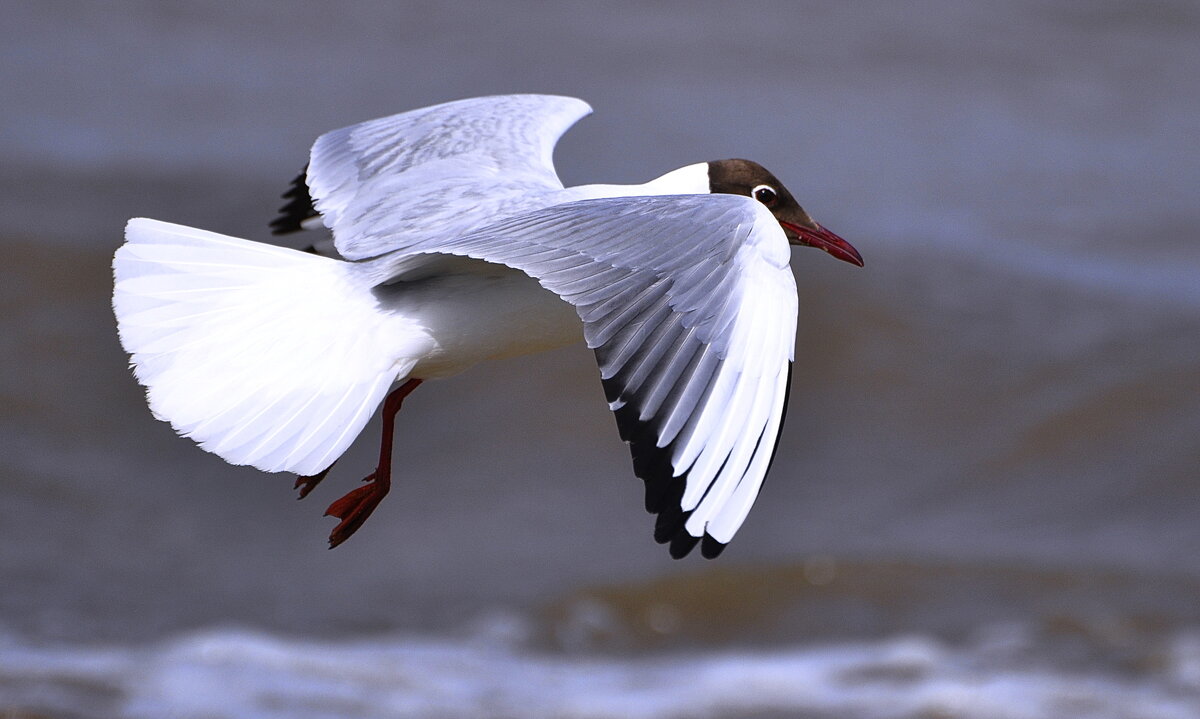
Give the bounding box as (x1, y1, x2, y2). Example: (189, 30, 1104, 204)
(782, 222, 864, 267)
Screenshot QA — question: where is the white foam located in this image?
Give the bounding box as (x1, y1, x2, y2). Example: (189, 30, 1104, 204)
(2, 627, 1199, 719)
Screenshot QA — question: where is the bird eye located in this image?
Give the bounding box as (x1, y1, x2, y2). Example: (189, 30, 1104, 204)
(752, 185, 777, 206)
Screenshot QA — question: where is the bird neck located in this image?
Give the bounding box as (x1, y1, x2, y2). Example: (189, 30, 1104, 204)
(564, 162, 710, 201)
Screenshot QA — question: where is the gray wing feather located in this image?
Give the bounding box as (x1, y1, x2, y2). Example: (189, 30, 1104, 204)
(364, 194, 798, 558)
(305, 94, 592, 260)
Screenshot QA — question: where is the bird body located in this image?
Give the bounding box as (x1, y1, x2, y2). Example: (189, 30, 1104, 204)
(361, 161, 718, 380)
(377, 256, 581, 379)
(113, 94, 862, 558)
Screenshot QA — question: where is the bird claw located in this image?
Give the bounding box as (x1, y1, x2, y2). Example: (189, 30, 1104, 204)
(294, 463, 336, 500)
(324, 472, 389, 548)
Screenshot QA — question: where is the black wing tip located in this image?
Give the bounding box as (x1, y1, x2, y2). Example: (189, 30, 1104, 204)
(609, 403, 731, 561)
(269, 166, 319, 235)
(700, 534, 726, 559)
(668, 532, 700, 558)
(651, 364, 793, 560)
(608, 401, 680, 516)
(601, 365, 746, 562)
(646, 475, 730, 560)
(642, 464, 685, 515)
(661, 529, 726, 559)
(653, 504, 688, 543)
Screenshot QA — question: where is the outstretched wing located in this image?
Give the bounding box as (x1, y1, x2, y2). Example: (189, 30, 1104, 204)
(364, 194, 798, 558)
(273, 94, 593, 259)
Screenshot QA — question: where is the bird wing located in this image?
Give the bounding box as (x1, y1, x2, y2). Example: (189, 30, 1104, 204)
(362, 194, 798, 558)
(279, 94, 593, 259)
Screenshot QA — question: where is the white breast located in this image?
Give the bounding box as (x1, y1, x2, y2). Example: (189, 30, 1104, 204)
(374, 256, 582, 379)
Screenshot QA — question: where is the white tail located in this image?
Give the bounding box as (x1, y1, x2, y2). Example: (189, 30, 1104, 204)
(113, 219, 420, 475)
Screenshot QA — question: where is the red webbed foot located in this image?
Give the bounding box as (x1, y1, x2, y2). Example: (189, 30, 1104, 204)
(324, 472, 390, 548)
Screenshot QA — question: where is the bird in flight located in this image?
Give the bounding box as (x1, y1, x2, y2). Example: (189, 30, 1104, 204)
(113, 94, 862, 559)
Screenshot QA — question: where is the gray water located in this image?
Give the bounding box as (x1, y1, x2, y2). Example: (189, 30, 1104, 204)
(2, 2, 1199, 717)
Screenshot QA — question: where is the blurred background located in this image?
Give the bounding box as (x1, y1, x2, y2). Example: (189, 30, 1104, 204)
(2, 2, 1199, 717)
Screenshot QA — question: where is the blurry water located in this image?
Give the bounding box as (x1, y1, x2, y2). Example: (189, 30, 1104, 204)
(6, 626, 1200, 719)
(7, 559, 1200, 718)
(2, 1, 1199, 716)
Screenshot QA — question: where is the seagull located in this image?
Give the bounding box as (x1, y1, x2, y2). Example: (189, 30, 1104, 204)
(112, 94, 862, 559)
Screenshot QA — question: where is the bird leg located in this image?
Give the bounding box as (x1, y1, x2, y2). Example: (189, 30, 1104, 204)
(321, 378, 423, 548)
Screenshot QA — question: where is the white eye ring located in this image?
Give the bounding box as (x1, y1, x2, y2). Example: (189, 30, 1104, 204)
(752, 184, 778, 206)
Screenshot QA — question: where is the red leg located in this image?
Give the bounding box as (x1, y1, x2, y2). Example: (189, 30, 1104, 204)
(323, 378, 422, 548)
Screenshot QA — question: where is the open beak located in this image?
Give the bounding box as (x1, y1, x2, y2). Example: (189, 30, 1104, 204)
(782, 221, 864, 267)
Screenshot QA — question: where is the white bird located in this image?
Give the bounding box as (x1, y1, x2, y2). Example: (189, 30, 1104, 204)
(112, 94, 862, 559)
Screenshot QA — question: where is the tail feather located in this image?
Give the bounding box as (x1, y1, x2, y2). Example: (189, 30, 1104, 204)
(114, 218, 419, 475)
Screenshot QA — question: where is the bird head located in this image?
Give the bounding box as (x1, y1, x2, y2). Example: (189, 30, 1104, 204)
(707, 159, 863, 267)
